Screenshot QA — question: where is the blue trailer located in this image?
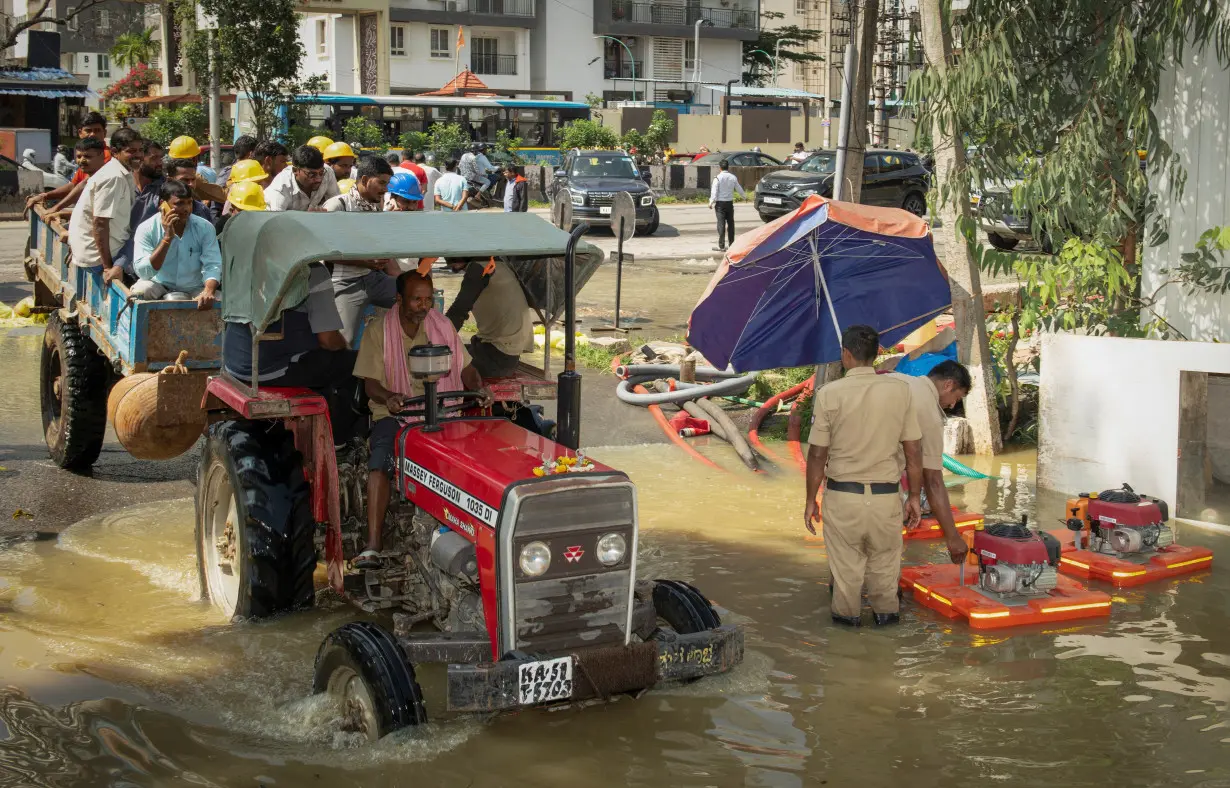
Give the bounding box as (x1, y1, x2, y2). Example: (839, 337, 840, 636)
(24, 207, 221, 470)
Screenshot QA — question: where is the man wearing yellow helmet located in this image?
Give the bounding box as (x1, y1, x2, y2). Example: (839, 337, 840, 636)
(306, 135, 333, 153)
(323, 141, 357, 182)
(227, 181, 267, 211)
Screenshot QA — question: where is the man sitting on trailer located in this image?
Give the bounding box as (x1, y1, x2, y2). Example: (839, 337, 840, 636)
(444, 257, 534, 379)
(131, 179, 221, 310)
(352, 270, 487, 569)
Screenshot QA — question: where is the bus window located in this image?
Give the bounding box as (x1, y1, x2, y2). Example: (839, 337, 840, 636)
(513, 108, 545, 147)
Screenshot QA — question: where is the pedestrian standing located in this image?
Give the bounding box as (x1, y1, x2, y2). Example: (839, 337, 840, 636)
(803, 324, 923, 628)
(502, 162, 528, 212)
(434, 159, 469, 212)
(416, 152, 441, 211)
(323, 156, 397, 344)
(709, 159, 745, 252)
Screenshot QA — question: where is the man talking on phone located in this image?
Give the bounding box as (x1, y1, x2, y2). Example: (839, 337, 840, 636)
(130, 179, 221, 310)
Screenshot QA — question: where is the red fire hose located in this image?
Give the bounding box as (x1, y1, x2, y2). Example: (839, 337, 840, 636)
(747, 376, 813, 464)
(786, 375, 816, 474)
(633, 383, 726, 472)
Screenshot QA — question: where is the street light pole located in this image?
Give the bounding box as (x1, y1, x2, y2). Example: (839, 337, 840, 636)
(692, 18, 714, 86)
(595, 35, 636, 102)
(750, 48, 773, 83)
(773, 38, 795, 88)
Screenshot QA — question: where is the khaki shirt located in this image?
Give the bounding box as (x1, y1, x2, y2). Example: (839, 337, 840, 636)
(353, 317, 471, 420)
(890, 373, 945, 472)
(473, 261, 534, 356)
(808, 367, 921, 483)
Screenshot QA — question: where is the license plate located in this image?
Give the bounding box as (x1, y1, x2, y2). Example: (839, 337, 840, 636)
(518, 656, 574, 705)
(763, 196, 782, 205)
(599, 206, 612, 215)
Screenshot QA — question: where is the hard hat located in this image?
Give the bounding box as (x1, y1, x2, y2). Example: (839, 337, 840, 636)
(387, 171, 423, 201)
(306, 135, 334, 153)
(169, 135, 201, 159)
(323, 141, 355, 161)
(21, 148, 35, 160)
(338, 178, 356, 194)
(227, 158, 267, 184)
(228, 181, 267, 211)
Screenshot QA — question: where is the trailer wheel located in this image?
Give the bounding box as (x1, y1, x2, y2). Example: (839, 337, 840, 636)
(196, 420, 316, 620)
(40, 313, 107, 470)
(314, 621, 427, 741)
(652, 579, 722, 635)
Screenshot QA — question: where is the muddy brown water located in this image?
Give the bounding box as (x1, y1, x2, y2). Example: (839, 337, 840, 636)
(0, 433, 1227, 786)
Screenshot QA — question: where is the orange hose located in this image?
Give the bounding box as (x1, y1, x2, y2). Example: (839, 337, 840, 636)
(747, 377, 812, 464)
(786, 375, 816, 474)
(633, 383, 726, 472)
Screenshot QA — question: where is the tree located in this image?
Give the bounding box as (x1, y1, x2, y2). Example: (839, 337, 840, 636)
(642, 109, 674, 156)
(742, 13, 825, 87)
(342, 116, 386, 150)
(183, 0, 318, 140)
(0, 0, 108, 52)
(142, 104, 213, 146)
(557, 119, 619, 151)
(111, 28, 158, 69)
(399, 123, 470, 161)
(915, 0, 1002, 455)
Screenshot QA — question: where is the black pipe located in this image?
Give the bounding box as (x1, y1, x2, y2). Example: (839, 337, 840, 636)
(557, 223, 588, 450)
(422, 378, 441, 432)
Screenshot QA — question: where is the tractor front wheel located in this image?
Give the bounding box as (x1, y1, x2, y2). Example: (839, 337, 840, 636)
(40, 313, 107, 470)
(652, 579, 722, 636)
(196, 420, 316, 620)
(314, 622, 428, 741)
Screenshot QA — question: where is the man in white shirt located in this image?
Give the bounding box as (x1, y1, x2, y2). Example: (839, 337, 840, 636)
(323, 156, 397, 344)
(416, 152, 441, 211)
(69, 128, 143, 284)
(264, 144, 340, 212)
(708, 159, 746, 252)
(790, 142, 810, 164)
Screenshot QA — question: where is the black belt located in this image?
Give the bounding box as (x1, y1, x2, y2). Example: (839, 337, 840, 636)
(826, 479, 899, 495)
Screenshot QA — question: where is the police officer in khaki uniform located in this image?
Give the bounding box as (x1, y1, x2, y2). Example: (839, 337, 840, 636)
(892, 360, 973, 564)
(803, 325, 923, 627)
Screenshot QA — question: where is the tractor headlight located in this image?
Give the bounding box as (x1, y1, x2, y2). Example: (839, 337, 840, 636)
(519, 541, 551, 576)
(570, 191, 584, 207)
(596, 532, 627, 566)
(640, 194, 654, 206)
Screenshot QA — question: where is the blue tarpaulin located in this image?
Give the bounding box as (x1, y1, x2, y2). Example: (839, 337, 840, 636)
(0, 67, 92, 99)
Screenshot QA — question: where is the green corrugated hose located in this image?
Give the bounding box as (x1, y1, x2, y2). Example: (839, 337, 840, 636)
(943, 454, 993, 479)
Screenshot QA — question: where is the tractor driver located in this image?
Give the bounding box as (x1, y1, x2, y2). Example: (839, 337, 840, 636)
(444, 257, 534, 379)
(352, 270, 489, 569)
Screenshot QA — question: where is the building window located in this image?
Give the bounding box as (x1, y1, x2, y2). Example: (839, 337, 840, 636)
(471, 37, 515, 75)
(390, 24, 406, 56)
(97, 53, 110, 78)
(430, 28, 450, 58)
(316, 19, 328, 57)
(795, 0, 807, 12)
(794, 60, 805, 78)
(97, 9, 110, 32)
(66, 7, 78, 32)
(684, 39, 696, 74)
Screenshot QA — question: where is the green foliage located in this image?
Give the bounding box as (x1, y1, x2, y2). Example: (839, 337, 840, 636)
(643, 110, 674, 156)
(495, 128, 523, 163)
(557, 118, 620, 152)
(1170, 226, 1230, 294)
(111, 28, 158, 69)
(911, 0, 1230, 337)
(142, 104, 210, 146)
(621, 127, 644, 154)
(184, 0, 318, 140)
(398, 123, 469, 160)
(742, 13, 825, 87)
(398, 130, 428, 155)
(342, 116, 387, 149)
(584, 92, 603, 108)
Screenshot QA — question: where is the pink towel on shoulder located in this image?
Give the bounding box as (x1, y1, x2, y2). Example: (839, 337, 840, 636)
(382, 307, 465, 396)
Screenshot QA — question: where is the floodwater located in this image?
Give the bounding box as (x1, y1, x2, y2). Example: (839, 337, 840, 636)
(0, 434, 1228, 787)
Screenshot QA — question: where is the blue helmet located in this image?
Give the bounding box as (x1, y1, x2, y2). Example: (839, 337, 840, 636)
(387, 170, 423, 201)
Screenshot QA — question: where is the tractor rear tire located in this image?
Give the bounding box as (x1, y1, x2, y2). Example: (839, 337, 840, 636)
(196, 420, 316, 620)
(314, 621, 428, 741)
(652, 579, 722, 635)
(40, 313, 108, 471)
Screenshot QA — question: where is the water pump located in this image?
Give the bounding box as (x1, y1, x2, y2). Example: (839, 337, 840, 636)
(973, 517, 1061, 598)
(1068, 484, 1173, 556)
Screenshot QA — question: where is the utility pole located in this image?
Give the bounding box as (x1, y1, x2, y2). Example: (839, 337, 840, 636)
(918, 0, 1002, 455)
(208, 29, 221, 171)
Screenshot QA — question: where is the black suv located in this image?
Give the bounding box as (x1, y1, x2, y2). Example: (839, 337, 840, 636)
(754, 149, 930, 222)
(549, 150, 659, 235)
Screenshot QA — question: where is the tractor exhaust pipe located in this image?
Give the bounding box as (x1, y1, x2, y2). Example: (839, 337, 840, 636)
(557, 223, 588, 450)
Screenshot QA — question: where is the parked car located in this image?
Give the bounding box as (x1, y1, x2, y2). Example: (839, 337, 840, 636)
(691, 151, 783, 167)
(753, 149, 929, 222)
(548, 150, 659, 235)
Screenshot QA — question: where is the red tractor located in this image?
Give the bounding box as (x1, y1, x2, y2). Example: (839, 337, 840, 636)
(195, 212, 743, 739)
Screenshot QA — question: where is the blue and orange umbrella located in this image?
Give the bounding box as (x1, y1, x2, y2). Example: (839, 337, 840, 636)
(687, 195, 952, 372)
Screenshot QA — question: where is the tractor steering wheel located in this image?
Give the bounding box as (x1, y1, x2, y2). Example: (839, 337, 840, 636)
(395, 389, 491, 417)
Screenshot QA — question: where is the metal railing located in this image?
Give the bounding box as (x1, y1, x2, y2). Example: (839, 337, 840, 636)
(472, 53, 517, 75)
(446, 0, 535, 16)
(610, 0, 758, 30)
(604, 61, 636, 79)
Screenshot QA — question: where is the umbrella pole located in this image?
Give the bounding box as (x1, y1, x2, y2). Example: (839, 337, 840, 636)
(808, 235, 843, 344)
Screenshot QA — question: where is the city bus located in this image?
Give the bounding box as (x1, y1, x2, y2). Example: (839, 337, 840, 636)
(236, 93, 591, 165)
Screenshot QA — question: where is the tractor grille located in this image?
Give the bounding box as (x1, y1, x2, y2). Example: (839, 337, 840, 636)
(587, 192, 615, 206)
(505, 482, 635, 655)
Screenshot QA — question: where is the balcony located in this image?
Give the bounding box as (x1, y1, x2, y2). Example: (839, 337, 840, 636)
(604, 61, 636, 79)
(456, 0, 533, 16)
(610, 0, 757, 29)
(390, 0, 535, 28)
(472, 53, 517, 75)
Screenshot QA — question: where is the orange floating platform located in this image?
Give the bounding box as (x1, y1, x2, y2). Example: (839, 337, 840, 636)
(1047, 529, 1214, 587)
(899, 563, 1112, 629)
(902, 507, 984, 541)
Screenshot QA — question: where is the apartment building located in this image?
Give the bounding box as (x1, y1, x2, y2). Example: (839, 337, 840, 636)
(302, 0, 759, 111)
